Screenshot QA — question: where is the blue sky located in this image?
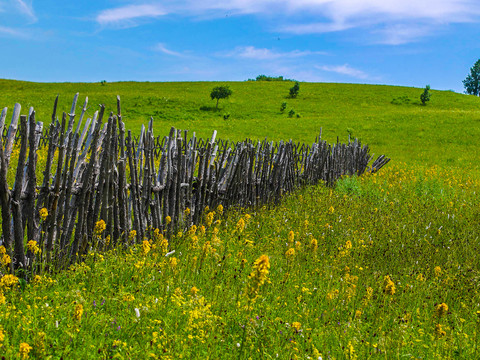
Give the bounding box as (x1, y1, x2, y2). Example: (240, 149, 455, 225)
(1, 0, 480, 92)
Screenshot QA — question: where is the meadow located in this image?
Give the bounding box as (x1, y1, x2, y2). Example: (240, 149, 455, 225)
(1, 80, 480, 359)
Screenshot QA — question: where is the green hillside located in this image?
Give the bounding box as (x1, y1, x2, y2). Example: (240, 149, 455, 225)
(1, 79, 479, 171)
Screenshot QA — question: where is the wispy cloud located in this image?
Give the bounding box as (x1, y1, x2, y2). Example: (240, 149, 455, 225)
(222, 46, 326, 60)
(96, 4, 166, 27)
(152, 43, 185, 57)
(14, 0, 36, 22)
(96, 0, 480, 44)
(316, 64, 369, 79)
(0, 25, 30, 38)
(373, 24, 433, 45)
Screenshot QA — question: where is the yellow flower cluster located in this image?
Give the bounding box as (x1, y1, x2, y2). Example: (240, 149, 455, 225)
(236, 218, 245, 233)
(39, 207, 48, 221)
(27, 240, 41, 255)
(0, 246, 11, 267)
(165, 216, 172, 225)
(287, 230, 295, 243)
(205, 212, 215, 227)
(142, 240, 151, 256)
(435, 303, 449, 318)
(19, 342, 32, 359)
(0, 274, 19, 289)
(73, 303, 84, 321)
(247, 255, 270, 302)
(94, 220, 106, 235)
(216, 204, 223, 215)
(128, 230, 137, 241)
(291, 322, 301, 332)
(383, 275, 396, 295)
(285, 248, 295, 259)
(435, 324, 446, 338)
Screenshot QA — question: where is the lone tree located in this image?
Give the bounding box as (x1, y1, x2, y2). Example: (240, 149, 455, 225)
(420, 85, 431, 105)
(211, 86, 232, 109)
(463, 59, 480, 96)
(289, 81, 300, 98)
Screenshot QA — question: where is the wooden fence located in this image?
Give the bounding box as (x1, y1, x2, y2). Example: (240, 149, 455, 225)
(0, 94, 390, 276)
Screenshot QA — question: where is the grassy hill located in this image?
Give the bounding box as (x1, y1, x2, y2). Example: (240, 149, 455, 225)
(2, 80, 480, 358)
(1, 79, 479, 171)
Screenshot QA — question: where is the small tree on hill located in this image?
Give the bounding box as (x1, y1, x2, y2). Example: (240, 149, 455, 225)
(211, 86, 232, 109)
(420, 85, 431, 105)
(463, 59, 480, 96)
(289, 81, 300, 98)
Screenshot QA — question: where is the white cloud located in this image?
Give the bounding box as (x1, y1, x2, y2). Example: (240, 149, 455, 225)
(0, 25, 30, 38)
(373, 24, 433, 45)
(96, 0, 480, 43)
(223, 46, 326, 60)
(152, 43, 184, 57)
(14, 0, 36, 22)
(96, 4, 166, 27)
(317, 64, 369, 79)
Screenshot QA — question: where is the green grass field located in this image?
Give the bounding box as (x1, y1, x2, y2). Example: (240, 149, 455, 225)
(1, 79, 479, 170)
(1, 80, 480, 359)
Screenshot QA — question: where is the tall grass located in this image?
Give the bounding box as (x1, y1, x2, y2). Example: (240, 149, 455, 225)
(1, 164, 479, 358)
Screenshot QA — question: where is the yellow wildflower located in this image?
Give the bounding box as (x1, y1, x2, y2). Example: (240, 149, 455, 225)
(199, 226, 206, 236)
(435, 324, 446, 338)
(39, 207, 48, 221)
(27, 240, 41, 255)
(165, 216, 172, 225)
(0, 291, 5, 305)
(0, 246, 4, 254)
(19, 342, 32, 359)
(1, 253, 11, 267)
(292, 322, 301, 331)
(327, 289, 339, 301)
(123, 294, 135, 302)
(329, 206, 334, 214)
(295, 241, 302, 251)
(435, 303, 449, 318)
(310, 238, 318, 252)
(73, 303, 84, 321)
(0, 274, 19, 288)
(355, 310, 362, 319)
(128, 230, 137, 241)
(287, 230, 294, 243)
(236, 218, 246, 233)
(0, 327, 4, 342)
(244, 214, 251, 221)
(217, 204, 223, 215)
(383, 275, 396, 295)
(94, 220, 106, 235)
(345, 240, 352, 250)
(205, 212, 215, 227)
(247, 255, 270, 301)
(142, 240, 151, 256)
(191, 286, 199, 295)
(169, 257, 178, 269)
(184, 207, 191, 216)
(285, 248, 295, 259)
(434, 266, 442, 277)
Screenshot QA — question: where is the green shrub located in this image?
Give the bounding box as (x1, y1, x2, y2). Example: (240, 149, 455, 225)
(289, 82, 300, 98)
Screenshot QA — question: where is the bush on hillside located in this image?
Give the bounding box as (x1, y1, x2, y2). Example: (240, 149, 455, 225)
(420, 85, 431, 105)
(289, 82, 300, 98)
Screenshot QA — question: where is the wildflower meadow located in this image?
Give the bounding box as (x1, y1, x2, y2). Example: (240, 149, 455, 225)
(1, 82, 480, 359)
(1, 162, 479, 359)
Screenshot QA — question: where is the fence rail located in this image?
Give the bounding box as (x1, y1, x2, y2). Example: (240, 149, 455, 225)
(0, 94, 390, 276)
